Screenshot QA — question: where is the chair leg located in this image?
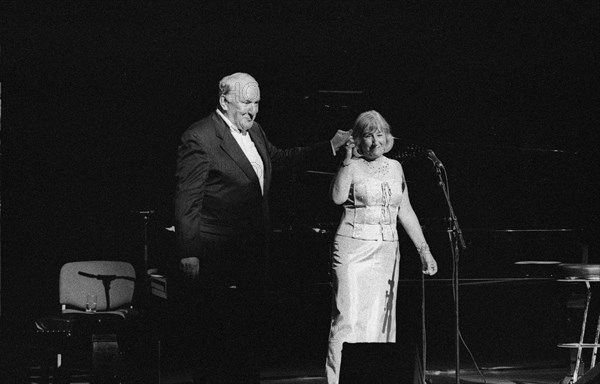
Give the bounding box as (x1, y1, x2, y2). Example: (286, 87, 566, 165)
(53, 353, 72, 384)
(34, 332, 74, 384)
(35, 345, 57, 383)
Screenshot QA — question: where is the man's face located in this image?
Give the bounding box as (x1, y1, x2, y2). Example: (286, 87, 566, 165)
(222, 77, 260, 132)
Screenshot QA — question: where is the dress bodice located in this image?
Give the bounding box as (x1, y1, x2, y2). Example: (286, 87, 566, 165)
(336, 177, 405, 241)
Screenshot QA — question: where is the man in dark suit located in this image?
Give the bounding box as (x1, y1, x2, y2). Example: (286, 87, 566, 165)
(174, 72, 351, 383)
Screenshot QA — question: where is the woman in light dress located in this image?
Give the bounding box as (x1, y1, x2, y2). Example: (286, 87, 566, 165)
(326, 110, 438, 384)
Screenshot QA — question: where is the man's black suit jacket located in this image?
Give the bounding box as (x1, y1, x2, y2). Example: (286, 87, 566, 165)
(174, 111, 333, 284)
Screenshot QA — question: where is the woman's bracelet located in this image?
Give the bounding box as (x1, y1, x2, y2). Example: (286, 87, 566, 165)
(417, 243, 430, 256)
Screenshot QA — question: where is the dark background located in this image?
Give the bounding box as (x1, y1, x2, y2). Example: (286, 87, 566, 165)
(1, 0, 599, 377)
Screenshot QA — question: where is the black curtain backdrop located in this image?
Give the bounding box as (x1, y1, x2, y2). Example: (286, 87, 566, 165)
(1, 0, 599, 329)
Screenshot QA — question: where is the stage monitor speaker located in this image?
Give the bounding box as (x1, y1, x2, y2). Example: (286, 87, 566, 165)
(339, 342, 422, 384)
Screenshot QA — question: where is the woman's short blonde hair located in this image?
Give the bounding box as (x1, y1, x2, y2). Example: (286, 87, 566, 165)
(352, 110, 394, 154)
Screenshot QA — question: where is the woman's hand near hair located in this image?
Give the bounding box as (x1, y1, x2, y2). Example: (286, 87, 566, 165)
(342, 136, 355, 165)
(331, 139, 355, 205)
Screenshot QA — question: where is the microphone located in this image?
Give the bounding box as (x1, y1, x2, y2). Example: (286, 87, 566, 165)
(426, 149, 444, 168)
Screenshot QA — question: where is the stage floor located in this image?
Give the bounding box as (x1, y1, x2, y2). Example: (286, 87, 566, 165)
(158, 362, 573, 384)
(23, 347, 577, 384)
(24, 355, 574, 384)
(152, 350, 575, 384)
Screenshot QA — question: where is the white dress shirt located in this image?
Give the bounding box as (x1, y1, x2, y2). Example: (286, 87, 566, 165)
(216, 109, 265, 194)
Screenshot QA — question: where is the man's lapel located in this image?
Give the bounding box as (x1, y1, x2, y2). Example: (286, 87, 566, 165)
(249, 125, 271, 195)
(212, 113, 261, 189)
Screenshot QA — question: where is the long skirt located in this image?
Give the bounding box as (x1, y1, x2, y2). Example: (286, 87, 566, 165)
(326, 235, 400, 384)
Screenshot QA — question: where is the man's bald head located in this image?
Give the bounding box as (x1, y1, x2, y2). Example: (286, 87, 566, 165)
(219, 73, 260, 103)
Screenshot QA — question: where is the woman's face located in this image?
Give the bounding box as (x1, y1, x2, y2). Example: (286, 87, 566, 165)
(359, 129, 386, 160)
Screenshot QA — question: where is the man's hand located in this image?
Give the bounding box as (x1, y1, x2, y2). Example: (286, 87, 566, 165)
(180, 257, 200, 280)
(330, 129, 353, 152)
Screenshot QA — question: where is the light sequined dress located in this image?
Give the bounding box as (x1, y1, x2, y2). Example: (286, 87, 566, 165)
(326, 175, 405, 384)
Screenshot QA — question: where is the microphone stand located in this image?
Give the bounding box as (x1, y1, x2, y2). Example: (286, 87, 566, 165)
(434, 165, 466, 384)
(133, 209, 162, 384)
(133, 210, 155, 298)
(140, 211, 153, 278)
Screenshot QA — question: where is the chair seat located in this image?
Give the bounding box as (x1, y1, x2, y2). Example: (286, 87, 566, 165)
(35, 310, 137, 336)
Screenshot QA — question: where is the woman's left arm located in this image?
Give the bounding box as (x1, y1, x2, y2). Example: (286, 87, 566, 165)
(396, 163, 438, 276)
